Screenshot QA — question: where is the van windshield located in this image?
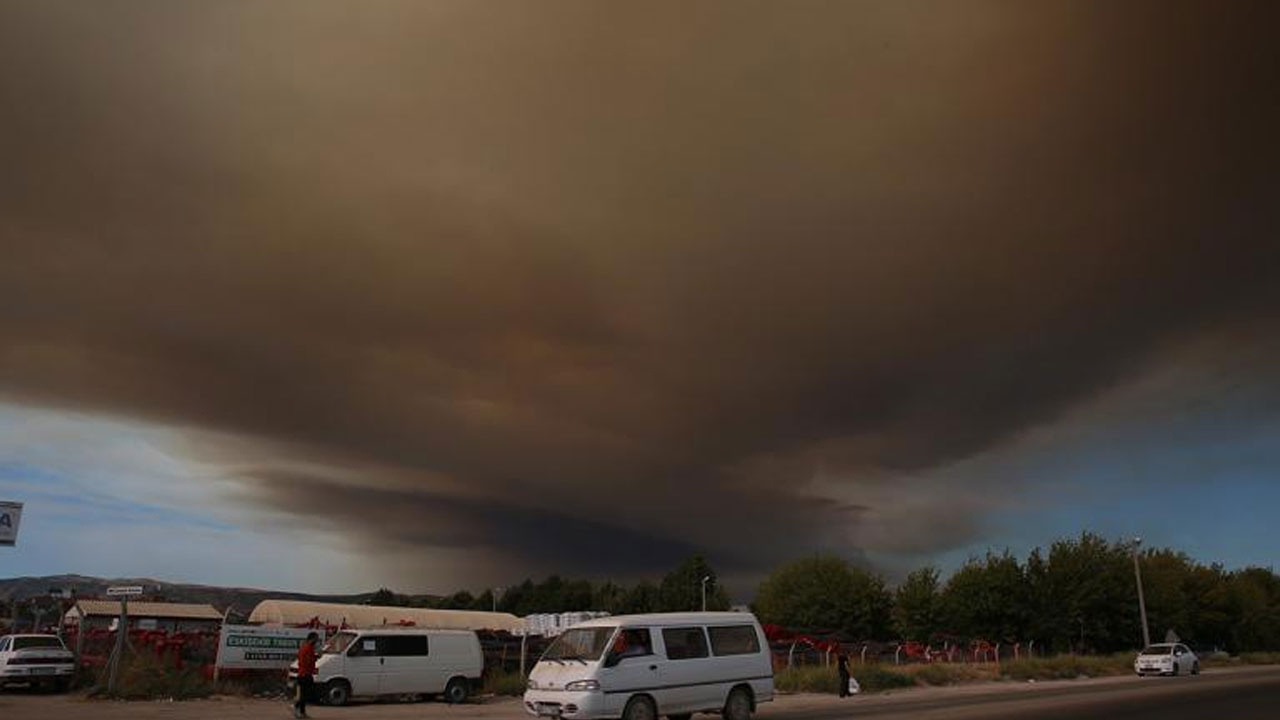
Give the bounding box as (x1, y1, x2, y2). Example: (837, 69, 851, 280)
(324, 632, 357, 655)
(542, 627, 616, 662)
(1141, 644, 1173, 655)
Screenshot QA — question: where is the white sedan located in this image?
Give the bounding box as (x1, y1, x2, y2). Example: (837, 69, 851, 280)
(0, 634, 76, 691)
(1134, 643, 1199, 676)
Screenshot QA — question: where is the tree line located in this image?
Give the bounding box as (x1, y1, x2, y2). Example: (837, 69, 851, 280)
(372, 533, 1280, 654)
(758, 533, 1280, 653)
(367, 555, 732, 616)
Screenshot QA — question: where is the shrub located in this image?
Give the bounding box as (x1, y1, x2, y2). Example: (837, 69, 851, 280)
(906, 663, 987, 686)
(1238, 652, 1280, 665)
(91, 652, 215, 700)
(852, 665, 916, 691)
(774, 665, 840, 694)
(484, 669, 528, 696)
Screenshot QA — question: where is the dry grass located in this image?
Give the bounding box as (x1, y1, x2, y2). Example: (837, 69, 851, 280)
(998, 653, 1134, 681)
(483, 669, 528, 697)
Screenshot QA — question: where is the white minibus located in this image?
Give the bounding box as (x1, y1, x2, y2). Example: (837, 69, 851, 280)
(523, 613, 774, 720)
(291, 628, 483, 705)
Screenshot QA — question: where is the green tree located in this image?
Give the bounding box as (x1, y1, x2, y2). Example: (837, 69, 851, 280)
(892, 567, 940, 641)
(939, 551, 1029, 643)
(755, 555, 890, 638)
(439, 590, 476, 610)
(367, 588, 409, 607)
(473, 589, 496, 612)
(1229, 567, 1280, 652)
(659, 555, 731, 612)
(1034, 533, 1139, 653)
(593, 581, 628, 614)
(623, 581, 660, 614)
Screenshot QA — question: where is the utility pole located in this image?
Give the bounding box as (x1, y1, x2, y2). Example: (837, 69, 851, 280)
(700, 576, 711, 612)
(105, 586, 141, 695)
(107, 597, 128, 694)
(1131, 537, 1151, 649)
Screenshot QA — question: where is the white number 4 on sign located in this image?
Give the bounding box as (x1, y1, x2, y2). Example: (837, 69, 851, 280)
(0, 501, 22, 547)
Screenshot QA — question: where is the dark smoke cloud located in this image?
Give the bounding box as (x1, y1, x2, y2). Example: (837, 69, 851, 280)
(1, 1, 1278, 584)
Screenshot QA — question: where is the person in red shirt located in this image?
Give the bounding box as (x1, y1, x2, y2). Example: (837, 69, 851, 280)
(294, 632, 320, 718)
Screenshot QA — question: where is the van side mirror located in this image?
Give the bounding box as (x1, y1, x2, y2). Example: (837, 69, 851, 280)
(603, 652, 621, 669)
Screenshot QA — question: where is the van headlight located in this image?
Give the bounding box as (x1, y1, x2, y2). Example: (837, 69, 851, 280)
(564, 680, 601, 692)
(527, 678, 540, 690)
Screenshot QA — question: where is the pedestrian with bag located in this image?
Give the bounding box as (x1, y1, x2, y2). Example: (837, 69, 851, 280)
(837, 649, 852, 698)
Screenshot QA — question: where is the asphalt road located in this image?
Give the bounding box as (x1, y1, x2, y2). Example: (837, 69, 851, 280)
(769, 666, 1280, 719)
(1, 666, 1277, 719)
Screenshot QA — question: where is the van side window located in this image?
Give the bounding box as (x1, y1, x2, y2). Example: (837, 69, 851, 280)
(708, 625, 760, 656)
(386, 635, 430, 657)
(611, 628, 654, 660)
(349, 636, 390, 657)
(662, 627, 709, 660)
(0, 638, 8, 652)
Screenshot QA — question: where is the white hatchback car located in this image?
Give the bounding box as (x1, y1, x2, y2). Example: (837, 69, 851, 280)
(1134, 643, 1199, 677)
(0, 634, 76, 691)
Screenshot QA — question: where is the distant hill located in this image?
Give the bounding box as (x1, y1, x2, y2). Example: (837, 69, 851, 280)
(0, 574, 440, 619)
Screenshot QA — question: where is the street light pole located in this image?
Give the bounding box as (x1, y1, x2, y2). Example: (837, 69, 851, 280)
(1131, 537, 1151, 648)
(700, 576, 711, 612)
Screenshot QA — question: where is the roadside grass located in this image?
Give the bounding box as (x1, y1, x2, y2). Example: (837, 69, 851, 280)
(904, 662, 990, 686)
(483, 669, 528, 697)
(998, 653, 1134, 680)
(777, 651, 1187, 694)
(774, 664, 915, 694)
(1239, 652, 1280, 665)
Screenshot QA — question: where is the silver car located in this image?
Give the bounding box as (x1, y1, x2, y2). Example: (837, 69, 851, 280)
(1134, 643, 1199, 677)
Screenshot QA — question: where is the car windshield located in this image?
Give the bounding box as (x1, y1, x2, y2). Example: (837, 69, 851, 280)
(324, 632, 357, 655)
(13, 636, 65, 650)
(1141, 645, 1174, 655)
(542, 627, 616, 662)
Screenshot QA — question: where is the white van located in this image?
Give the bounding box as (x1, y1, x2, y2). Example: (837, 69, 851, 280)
(290, 628, 483, 706)
(523, 613, 774, 720)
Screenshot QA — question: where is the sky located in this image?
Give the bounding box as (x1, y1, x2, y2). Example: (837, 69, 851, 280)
(1, 1, 1277, 598)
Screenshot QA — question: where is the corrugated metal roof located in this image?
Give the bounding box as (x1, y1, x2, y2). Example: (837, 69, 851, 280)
(70, 600, 223, 620)
(247, 600, 523, 632)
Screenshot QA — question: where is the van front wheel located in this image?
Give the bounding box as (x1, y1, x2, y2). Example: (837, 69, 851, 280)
(444, 677, 469, 704)
(724, 687, 752, 720)
(324, 680, 351, 707)
(623, 695, 657, 720)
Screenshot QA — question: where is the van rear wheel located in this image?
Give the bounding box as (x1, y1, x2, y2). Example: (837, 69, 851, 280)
(623, 695, 656, 720)
(724, 687, 753, 720)
(324, 680, 351, 706)
(444, 677, 468, 704)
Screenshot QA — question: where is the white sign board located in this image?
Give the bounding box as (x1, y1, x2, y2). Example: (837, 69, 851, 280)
(215, 625, 326, 670)
(106, 586, 144, 597)
(0, 501, 22, 547)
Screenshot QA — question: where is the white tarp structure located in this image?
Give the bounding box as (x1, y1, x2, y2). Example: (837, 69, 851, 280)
(247, 599, 524, 633)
